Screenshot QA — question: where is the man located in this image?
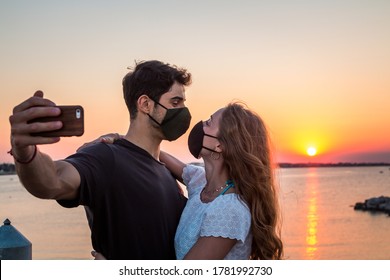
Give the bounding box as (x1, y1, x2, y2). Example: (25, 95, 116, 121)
(9, 60, 191, 259)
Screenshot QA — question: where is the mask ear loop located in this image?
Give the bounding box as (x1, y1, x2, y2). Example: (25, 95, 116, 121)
(203, 133, 221, 160)
(146, 97, 167, 126)
(151, 98, 169, 110)
(204, 133, 218, 139)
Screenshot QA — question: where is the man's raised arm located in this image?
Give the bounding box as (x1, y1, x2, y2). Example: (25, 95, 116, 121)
(9, 90, 80, 200)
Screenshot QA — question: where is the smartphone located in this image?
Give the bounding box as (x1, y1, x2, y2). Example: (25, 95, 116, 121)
(28, 105, 84, 137)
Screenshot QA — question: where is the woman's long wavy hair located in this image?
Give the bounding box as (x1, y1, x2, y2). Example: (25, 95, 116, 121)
(218, 102, 283, 260)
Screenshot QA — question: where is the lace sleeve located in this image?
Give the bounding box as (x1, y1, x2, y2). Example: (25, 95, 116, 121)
(200, 196, 251, 242)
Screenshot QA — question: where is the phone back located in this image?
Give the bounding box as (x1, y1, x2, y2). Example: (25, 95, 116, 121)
(28, 106, 84, 137)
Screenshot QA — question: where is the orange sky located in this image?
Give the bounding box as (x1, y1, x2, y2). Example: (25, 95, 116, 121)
(1, 1, 389, 164)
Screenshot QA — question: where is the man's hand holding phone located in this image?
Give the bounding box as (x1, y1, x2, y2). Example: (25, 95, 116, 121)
(9, 90, 84, 163)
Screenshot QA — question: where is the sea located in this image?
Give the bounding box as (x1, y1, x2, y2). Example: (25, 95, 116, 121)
(1, 166, 389, 260)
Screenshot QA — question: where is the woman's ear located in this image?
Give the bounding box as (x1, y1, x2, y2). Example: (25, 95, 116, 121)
(137, 95, 152, 114)
(215, 143, 223, 153)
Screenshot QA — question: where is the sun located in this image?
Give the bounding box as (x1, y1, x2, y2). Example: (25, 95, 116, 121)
(307, 146, 317, 157)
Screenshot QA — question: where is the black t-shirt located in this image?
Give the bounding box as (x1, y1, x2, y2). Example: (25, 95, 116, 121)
(58, 139, 187, 259)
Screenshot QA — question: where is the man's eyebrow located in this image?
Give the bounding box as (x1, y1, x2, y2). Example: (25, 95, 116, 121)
(171, 96, 184, 101)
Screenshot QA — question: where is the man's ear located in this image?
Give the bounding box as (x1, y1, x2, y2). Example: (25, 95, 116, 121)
(137, 95, 152, 114)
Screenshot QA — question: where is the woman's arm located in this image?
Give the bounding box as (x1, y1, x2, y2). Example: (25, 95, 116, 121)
(77, 133, 121, 152)
(159, 151, 186, 183)
(77, 135, 188, 184)
(184, 236, 237, 260)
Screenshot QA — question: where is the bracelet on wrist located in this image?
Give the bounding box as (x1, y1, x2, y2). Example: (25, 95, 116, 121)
(8, 145, 38, 164)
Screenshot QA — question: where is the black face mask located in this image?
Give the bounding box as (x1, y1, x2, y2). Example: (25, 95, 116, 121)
(148, 99, 192, 141)
(188, 120, 219, 158)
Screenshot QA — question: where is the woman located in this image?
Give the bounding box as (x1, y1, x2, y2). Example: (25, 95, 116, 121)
(91, 102, 283, 259)
(161, 102, 283, 259)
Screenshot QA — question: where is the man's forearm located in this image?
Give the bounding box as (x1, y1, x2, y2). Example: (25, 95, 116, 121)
(15, 148, 78, 200)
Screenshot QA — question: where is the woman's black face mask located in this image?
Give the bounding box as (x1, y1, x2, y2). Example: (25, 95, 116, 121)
(187, 120, 219, 158)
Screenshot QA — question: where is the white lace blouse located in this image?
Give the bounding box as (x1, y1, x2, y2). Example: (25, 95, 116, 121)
(174, 164, 252, 260)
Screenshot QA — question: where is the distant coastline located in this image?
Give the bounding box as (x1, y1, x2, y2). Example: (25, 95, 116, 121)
(278, 162, 390, 168)
(1, 162, 390, 176)
(187, 162, 390, 169)
(0, 163, 16, 175)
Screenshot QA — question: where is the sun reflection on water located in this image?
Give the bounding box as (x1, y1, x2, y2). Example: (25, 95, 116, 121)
(305, 169, 319, 259)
